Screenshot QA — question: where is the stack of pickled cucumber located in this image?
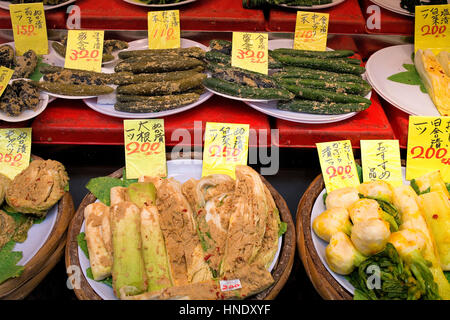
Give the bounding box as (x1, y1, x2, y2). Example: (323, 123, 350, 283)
(203, 39, 295, 101)
(271, 49, 373, 115)
(112, 46, 207, 113)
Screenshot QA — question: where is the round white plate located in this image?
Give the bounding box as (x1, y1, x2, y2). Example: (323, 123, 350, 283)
(82, 38, 212, 118)
(366, 44, 439, 116)
(275, 0, 346, 10)
(14, 204, 58, 266)
(122, 0, 196, 7)
(78, 159, 283, 300)
(0, 0, 75, 11)
(244, 39, 370, 124)
(310, 167, 408, 296)
(0, 83, 49, 122)
(369, 0, 414, 17)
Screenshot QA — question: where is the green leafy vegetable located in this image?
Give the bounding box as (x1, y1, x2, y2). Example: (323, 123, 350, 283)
(278, 221, 288, 237)
(445, 271, 450, 284)
(77, 232, 89, 259)
(86, 267, 113, 287)
(0, 241, 24, 284)
(29, 57, 50, 82)
(410, 179, 430, 195)
(359, 194, 401, 226)
(356, 163, 363, 183)
(388, 64, 427, 93)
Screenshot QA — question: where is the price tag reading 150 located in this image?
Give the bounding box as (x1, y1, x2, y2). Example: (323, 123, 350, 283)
(64, 30, 104, 73)
(406, 116, 450, 182)
(316, 140, 360, 193)
(124, 119, 167, 179)
(231, 32, 268, 75)
(148, 10, 180, 50)
(415, 4, 450, 54)
(10, 3, 48, 55)
(202, 122, 250, 179)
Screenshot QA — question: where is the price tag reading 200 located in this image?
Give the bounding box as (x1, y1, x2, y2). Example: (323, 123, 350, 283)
(124, 119, 167, 179)
(415, 4, 450, 54)
(406, 116, 450, 181)
(316, 140, 360, 193)
(202, 122, 250, 179)
(231, 32, 268, 75)
(64, 30, 104, 73)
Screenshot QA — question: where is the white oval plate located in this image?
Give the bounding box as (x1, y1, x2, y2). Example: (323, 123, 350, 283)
(0, 0, 76, 11)
(366, 44, 440, 117)
(83, 38, 212, 118)
(78, 159, 283, 300)
(0, 83, 49, 122)
(14, 204, 58, 266)
(369, 0, 414, 17)
(244, 39, 370, 124)
(310, 167, 408, 296)
(122, 0, 196, 8)
(275, 0, 346, 10)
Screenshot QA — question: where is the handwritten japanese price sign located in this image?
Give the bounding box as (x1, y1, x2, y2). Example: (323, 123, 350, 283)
(124, 119, 167, 179)
(360, 140, 403, 187)
(0, 128, 31, 179)
(0, 66, 14, 97)
(406, 116, 450, 182)
(64, 30, 104, 72)
(316, 140, 360, 193)
(294, 11, 329, 51)
(415, 4, 450, 54)
(10, 3, 48, 55)
(231, 32, 268, 75)
(202, 122, 250, 179)
(148, 10, 180, 49)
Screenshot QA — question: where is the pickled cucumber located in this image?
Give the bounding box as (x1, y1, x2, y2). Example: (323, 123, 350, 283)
(114, 92, 200, 113)
(33, 81, 114, 96)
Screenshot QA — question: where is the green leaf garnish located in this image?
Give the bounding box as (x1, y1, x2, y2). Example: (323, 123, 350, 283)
(0, 241, 24, 285)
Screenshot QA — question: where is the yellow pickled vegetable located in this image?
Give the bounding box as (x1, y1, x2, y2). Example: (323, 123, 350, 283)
(325, 187, 360, 210)
(312, 207, 352, 242)
(325, 231, 366, 275)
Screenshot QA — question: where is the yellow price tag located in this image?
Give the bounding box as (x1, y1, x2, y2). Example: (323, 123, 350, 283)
(64, 30, 104, 73)
(10, 3, 48, 55)
(294, 11, 329, 51)
(316, 140, 360, 193)
(360, 140, 403, 187)
(415, 4, 450, 54)
(231, 32, 268, 75)
(406, 116, 450, 182)
(148, 10, 180, 49)
(202, 122, 250, 179)
(0, 128, 32, 180)
(0, 66, 14, 98)
(124, 119, 167, 179)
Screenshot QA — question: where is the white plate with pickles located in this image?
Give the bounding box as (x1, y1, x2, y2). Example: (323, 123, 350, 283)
(77, 159, 283, 300)
(244, 39, 372, 124)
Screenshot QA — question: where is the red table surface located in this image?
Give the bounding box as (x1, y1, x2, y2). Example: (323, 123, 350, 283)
(359, 0, 414, 35)
(274, 91, 395, 148)
(0, 5, 67, 29)
(31, 95, 272, 147)
(67, 0, 265, 31)
(381, 100, 410, 149)
(267, 0, 366, 34)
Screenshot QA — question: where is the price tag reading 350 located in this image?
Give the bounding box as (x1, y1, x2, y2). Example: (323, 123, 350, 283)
(0, 128, 31, 180)
(202, 122, 250, 179)
(294, 11, 329, 51)
(148, 10, 180, 49)
(64, 30, 104, 73)
(415, 4, 450, 54)
(231, 32, 268, 75)
(10, 3, 48, 55)
(316, 140, 360, 193)
(124, 119, 167, 179)
(360, 140, 403, 187)
(406, 116, 450, 181)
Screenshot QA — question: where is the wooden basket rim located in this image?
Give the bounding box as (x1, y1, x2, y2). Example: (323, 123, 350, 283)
(65, 154, 296, 300)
